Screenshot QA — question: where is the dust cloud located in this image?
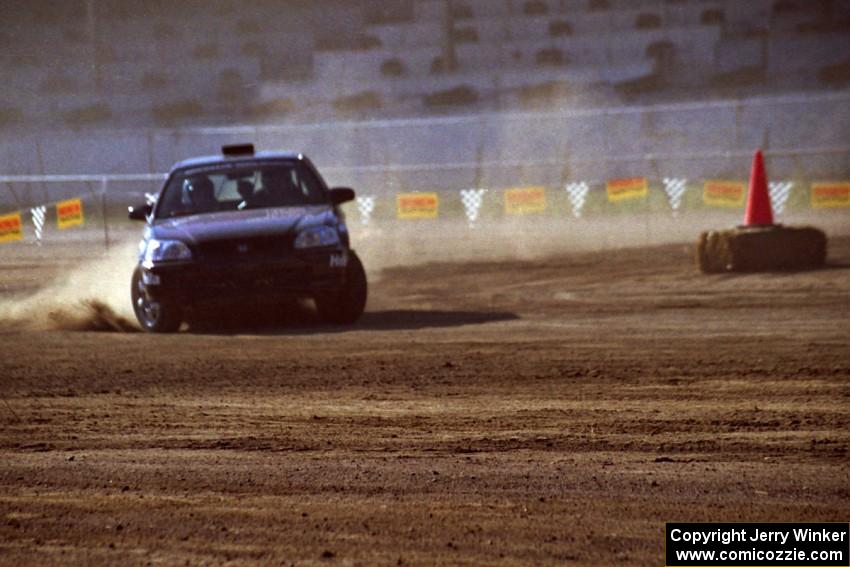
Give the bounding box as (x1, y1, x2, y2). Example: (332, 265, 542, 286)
(0, 209, 843, 332)
(351, 213, 705, 274)
(0, 241, 140, 332)
(349, 210, 850, 275)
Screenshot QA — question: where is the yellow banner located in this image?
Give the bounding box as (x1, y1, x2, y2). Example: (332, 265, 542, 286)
(504, 186, 546, 215)
(396, 192, 438, 219)
(57, 198, 84, 229)
(0, 212, 23, 243)
(811, 182, 850, 209)
(606, 178, 648, 202)
(703, 180, 746, 208)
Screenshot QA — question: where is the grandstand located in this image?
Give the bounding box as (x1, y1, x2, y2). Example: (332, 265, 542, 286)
(2, 0, 849, 130)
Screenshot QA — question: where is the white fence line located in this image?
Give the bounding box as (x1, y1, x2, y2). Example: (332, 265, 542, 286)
(0, 174, 165, 183)
(1, 146, 848, 182)
(187, 90, 850, 134)
(320, 146, 850, 174)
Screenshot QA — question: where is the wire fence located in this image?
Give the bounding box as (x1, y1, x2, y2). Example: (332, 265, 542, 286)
(1, 90, 849, 251)
(0, 161, 847, 255)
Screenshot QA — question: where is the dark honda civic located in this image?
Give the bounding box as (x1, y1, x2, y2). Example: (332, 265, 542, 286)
(128, 144, 367, 332)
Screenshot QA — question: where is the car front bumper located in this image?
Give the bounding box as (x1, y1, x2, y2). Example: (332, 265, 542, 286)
(140, 249, 347, 306)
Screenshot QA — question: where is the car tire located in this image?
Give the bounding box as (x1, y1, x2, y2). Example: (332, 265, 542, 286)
(131, 267, 183, 333)
(315, 251, 367, 325)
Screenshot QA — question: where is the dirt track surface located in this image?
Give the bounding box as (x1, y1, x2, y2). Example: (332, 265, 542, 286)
(1, 237, 849, 566)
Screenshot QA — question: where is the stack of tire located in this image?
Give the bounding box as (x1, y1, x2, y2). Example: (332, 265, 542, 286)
(697, 225, 827, 273)
(696, 150, 828, 274)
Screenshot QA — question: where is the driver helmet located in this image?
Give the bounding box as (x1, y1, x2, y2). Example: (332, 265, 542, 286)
(182, 175, 216, 207)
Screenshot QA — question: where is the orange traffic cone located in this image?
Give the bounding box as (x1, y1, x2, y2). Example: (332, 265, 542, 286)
(744, 149, 774, 226)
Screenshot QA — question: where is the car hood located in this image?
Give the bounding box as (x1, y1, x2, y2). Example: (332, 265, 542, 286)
(150, 205, 335, 245)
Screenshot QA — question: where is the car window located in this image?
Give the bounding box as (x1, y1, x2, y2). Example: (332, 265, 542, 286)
(156, 161, 327, 218)
(292, 165, 325, 202)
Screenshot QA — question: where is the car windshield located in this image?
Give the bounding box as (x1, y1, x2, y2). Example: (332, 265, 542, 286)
(156, 160, 328, 218)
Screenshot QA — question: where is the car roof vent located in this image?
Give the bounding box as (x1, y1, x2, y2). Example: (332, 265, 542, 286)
(222, 143, 255, 157)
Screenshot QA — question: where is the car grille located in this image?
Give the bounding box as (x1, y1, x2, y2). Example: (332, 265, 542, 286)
(197, 234, 294, 261)
(165, 260, 338, 297)
(198, 264, 306, 291)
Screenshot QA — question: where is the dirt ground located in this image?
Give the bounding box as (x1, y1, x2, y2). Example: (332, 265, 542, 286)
(0, 232, 849, 566)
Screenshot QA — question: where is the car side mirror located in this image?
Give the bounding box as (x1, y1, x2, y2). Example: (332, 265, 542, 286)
(329, 187, 355, 205)
(128, 203, 152, 221)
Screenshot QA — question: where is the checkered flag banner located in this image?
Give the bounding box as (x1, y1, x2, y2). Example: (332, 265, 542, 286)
(355, 195, 376, 226)
(460, 188, 487, 226)
(769, 181, 793, 215)
(30, 205, 46, 245)
(564, 182, 590, 218)
(662, 178, 688, 212)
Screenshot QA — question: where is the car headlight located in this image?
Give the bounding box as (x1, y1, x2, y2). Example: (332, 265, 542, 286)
(142, 238, 192, 265)
(294, 226, 340, 249)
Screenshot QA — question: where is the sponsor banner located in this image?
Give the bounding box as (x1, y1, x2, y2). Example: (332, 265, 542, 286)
(0, 212, 23, 243)
(57, 198, 84, 229)
(396, 192, 438, 219)
(606, 178, 648, 202)
(811, 182, 850, 209)
(504, 186, 546, 215)
(703, 180, 746, 208)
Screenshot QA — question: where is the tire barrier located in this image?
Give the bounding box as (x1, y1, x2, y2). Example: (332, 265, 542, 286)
(698, 150, 830, 273)
(697, 226, 827, 273)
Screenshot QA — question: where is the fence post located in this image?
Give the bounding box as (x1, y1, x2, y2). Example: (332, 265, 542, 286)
(101, 176, 110, 251)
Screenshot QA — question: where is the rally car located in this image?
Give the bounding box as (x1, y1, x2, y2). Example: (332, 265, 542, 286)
(127, 144, 367, 332)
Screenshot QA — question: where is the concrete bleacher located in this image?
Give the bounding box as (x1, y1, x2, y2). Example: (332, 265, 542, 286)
(766, 33, 850, 74)
(0, 0, 847, 130)
(264, 0, 847, 120)
(369, 21, 443, 49)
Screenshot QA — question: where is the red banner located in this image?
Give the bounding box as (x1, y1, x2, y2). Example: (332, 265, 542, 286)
(606, 178, 648, 202)
(811, 182, 850, 208)
(703, 180, 746, 208)
(0, 212, 23, 243)
(504, 187, 546, 215)
(397, 193, 438, 219)
(57, 198, 84, 229)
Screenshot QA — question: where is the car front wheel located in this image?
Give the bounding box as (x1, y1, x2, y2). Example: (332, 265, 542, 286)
(315, 251, 367, 325)
(131, 267, 183, 333)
